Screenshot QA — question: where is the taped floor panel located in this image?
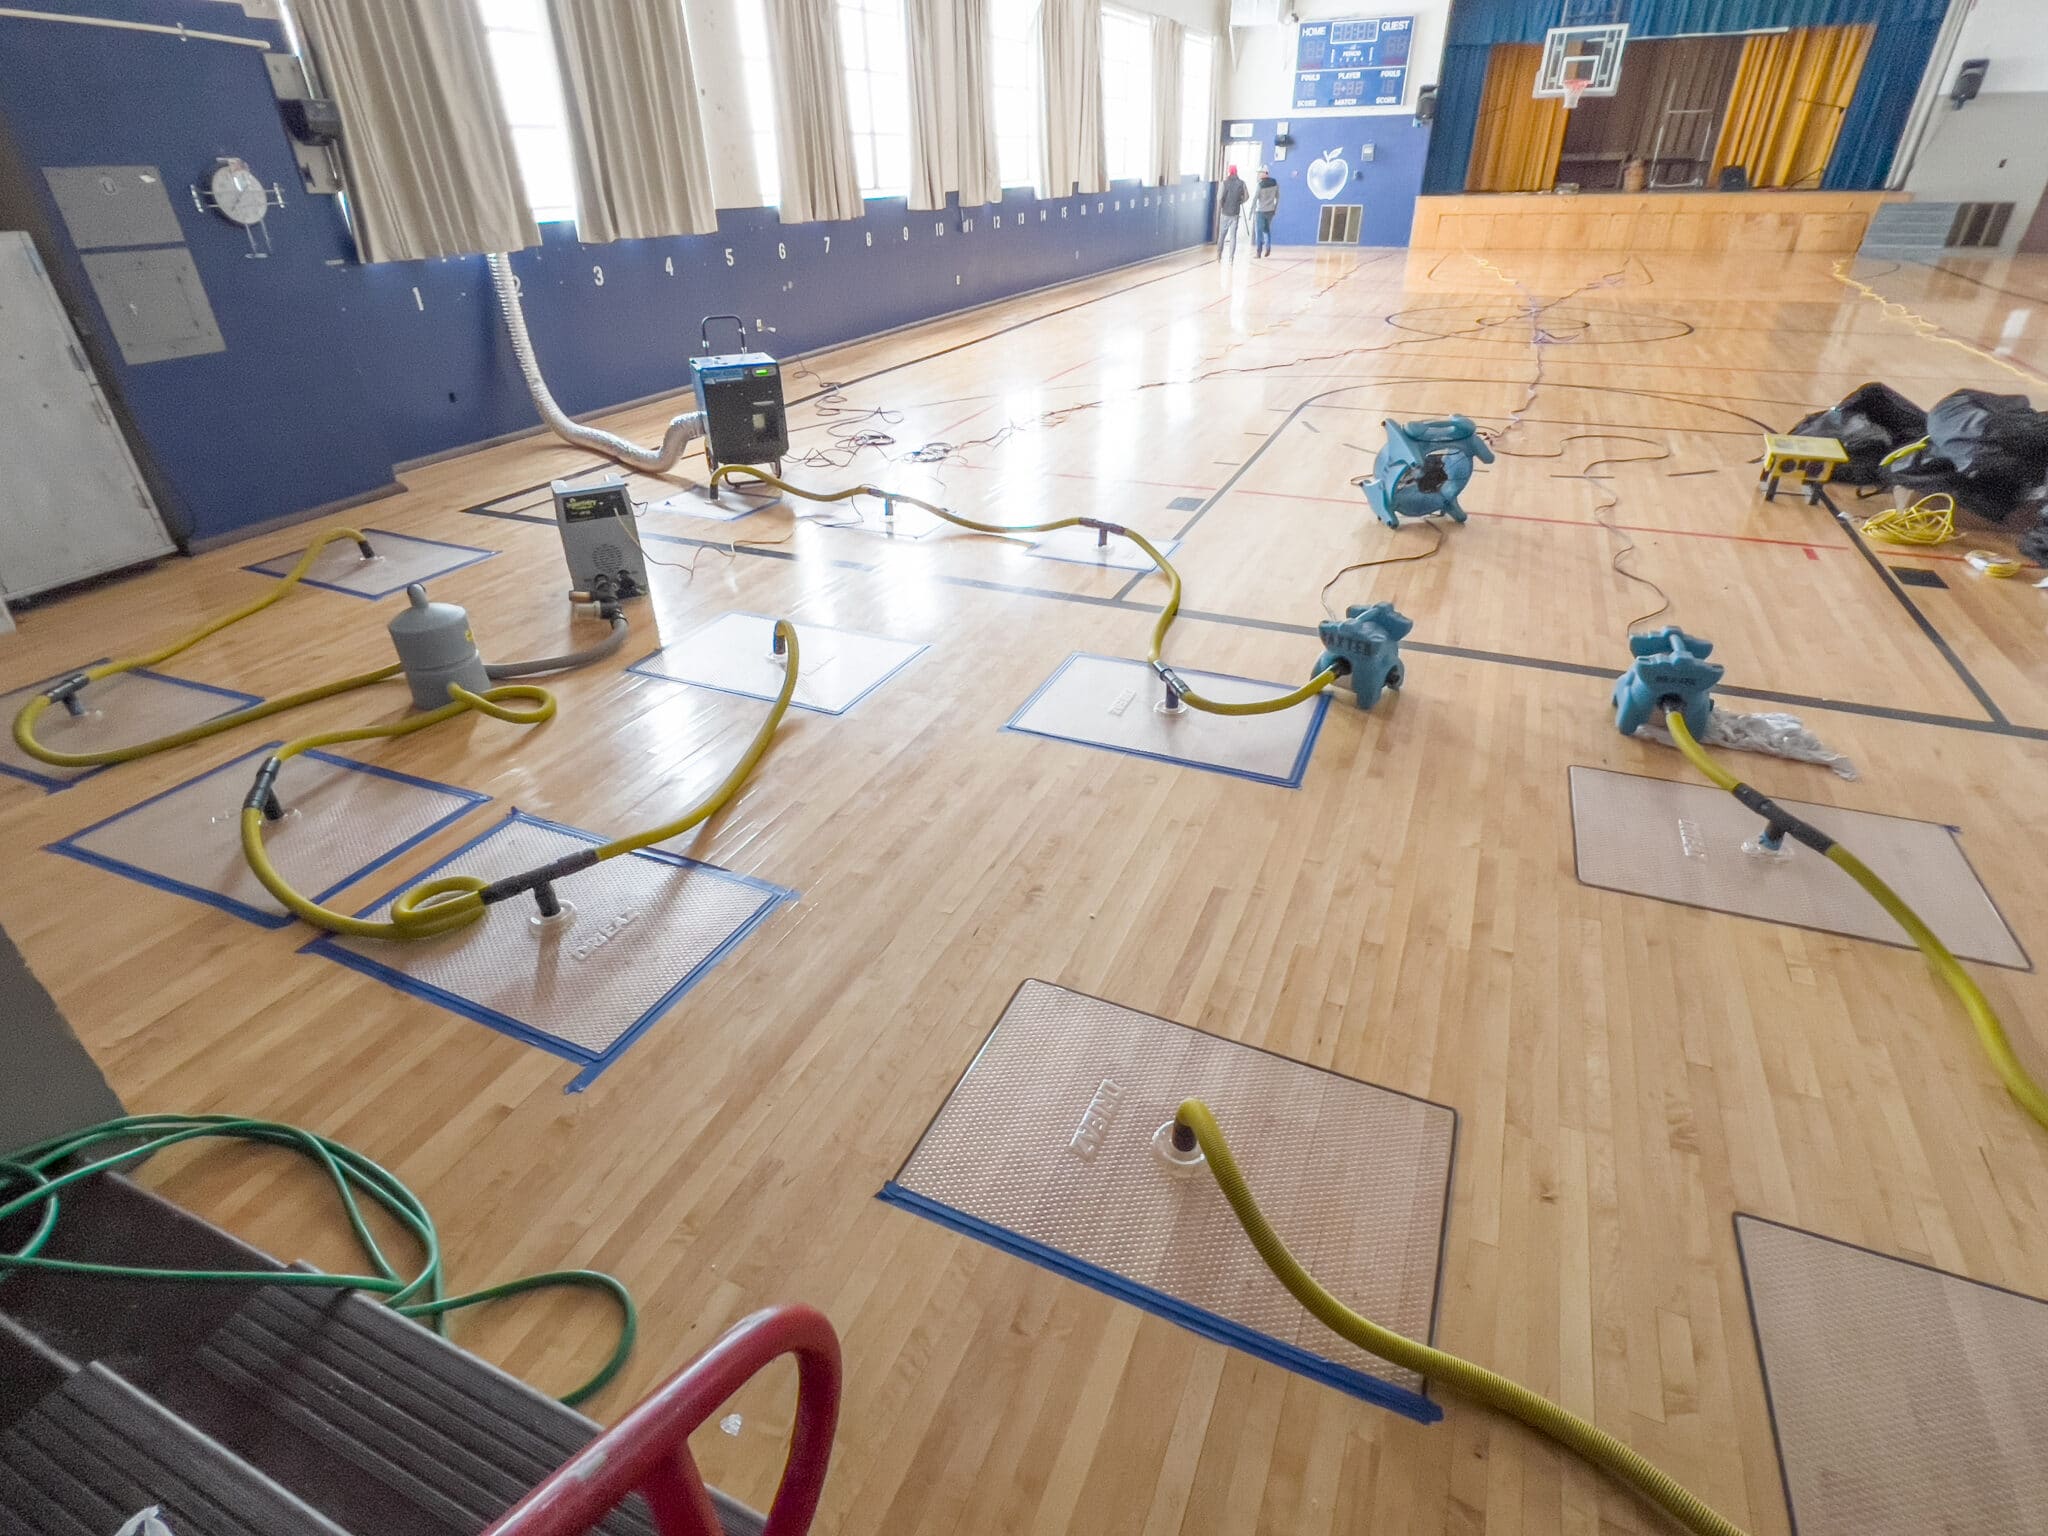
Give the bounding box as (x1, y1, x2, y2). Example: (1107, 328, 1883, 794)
(628, 611, 924, 715)
(1025, 525, 1181, 572)
(245, 529, 496, 599)
(1006, 653, 1329, 788)
(50, 746, 486, 927)
(1569, 766, 2027, 968)
(799, 500, 943, 541)
(1737, 1214, 2048, 1536)
(883, 980, 1456, 1418)
(311, 811, 794, 1089)
(0, 668, 261, 791)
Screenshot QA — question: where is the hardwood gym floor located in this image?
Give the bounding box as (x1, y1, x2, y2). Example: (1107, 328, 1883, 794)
(4, 246, 2046, 1534)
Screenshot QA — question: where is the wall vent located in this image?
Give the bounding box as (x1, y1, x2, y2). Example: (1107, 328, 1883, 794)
(1317, 205, 1363, 244)
(1947, 202, 2014, 248)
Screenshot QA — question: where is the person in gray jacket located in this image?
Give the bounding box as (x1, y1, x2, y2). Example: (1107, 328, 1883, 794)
(1253, 170, 1279, 257)
(1217, 165, 1248, 259)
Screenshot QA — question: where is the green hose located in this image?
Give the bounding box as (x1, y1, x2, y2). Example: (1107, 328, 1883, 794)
(1174, 1100, 1747, 1536)
(0, 1115, 634, 1406)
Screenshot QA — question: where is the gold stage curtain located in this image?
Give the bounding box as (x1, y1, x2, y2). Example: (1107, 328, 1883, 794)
(1712, 25, 1874, 190)
(1468, 44, 1567, 193)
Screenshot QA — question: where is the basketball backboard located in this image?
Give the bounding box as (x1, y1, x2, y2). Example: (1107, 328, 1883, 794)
(1535, 23, 1628, 98)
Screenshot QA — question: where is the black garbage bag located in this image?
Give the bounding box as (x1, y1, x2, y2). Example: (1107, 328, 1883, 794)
(1887, 390, 2048, 523)
(2020, 518, 2048, 567)
(1789, 383, 1927, 486)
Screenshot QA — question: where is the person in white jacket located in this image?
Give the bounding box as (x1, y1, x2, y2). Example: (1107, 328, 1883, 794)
(1252, 170, 1280, 257)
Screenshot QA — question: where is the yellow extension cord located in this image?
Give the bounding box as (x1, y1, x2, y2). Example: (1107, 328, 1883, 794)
(709, 465, 1343, 716)
(238, 620, 801, 940)
(1858, 492, 1956, 547)
(13, 528, 405, 769)
(1174, 1099, 1749, 1536)
(1664, 710, 2048, 1133)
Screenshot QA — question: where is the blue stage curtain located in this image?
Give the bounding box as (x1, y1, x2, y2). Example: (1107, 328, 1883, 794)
(1432, 0, 1950, 191)
(1824, 12, 1941, 189)
(1421, 44, 1494, 194)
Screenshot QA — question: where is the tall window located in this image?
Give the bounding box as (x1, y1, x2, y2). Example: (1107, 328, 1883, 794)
(1100, 8, 1152, 184)
(736, 0, 780, 207)
(838, 0, 910, 196)
(989, 0, 1041, 191)
(477, 0, 577, 222)
(1179, 33, 1214, 179)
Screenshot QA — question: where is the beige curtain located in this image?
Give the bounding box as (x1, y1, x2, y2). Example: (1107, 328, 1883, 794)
(546, 0, 717, 242)
(1206, 32, 1225, 181)
(768, 0, 864, 223)
(1148, 18, 1183, 187)
(1039, 0, 1105, 196)
(295, 0, 538, 263)
(906, 0, 1003, 210)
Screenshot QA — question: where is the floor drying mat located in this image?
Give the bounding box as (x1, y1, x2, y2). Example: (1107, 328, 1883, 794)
(1736, 1214, 2048, 1535)
(1006, 654, 1330, 788)
(0, 668, 261, 791)
(1569, 766, 2027, 968)
(799, 501, 942, 540)
(48, 745, 486, 928)
(1026, 525, 1180, 572)
(310, 810, 794, 1089)
(628, 611, 925, 715)
(881, 980, 1457, 1419)
(245, 528, 495, 600)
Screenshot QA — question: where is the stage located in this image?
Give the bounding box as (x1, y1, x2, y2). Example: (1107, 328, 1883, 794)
(1408, 189, 1893, 252)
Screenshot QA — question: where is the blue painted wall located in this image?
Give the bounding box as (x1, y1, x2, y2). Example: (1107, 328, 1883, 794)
(0, 0, 1213, 545)
(1225, 114, 1432, 247)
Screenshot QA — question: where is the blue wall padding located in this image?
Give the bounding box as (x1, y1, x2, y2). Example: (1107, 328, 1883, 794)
(1419, 0, 1948, 194)
(0, 0, 1212, 542)
(1225, 112, 1432, 248)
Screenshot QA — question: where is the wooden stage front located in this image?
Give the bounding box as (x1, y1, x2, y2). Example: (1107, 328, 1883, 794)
(1409, 189, 1892, 253)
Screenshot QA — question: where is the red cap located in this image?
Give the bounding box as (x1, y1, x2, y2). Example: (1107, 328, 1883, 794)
(1226, 164, 1237, 176)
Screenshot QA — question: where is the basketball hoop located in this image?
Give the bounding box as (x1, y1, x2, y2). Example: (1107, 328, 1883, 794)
(1562, 77, 1591, 111)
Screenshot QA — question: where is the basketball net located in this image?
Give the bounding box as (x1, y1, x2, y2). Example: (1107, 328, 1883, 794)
(1562, 77, 1590, 110)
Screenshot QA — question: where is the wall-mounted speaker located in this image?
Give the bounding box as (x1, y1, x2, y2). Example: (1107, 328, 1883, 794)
(1952, 58, 1989, 108)
(1414, 85, 1437, 125)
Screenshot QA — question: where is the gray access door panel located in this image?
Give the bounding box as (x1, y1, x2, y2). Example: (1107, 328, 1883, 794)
(42, 165, 186, 250)
(81, 246, 226, 365)
(0, 232, 174, 598)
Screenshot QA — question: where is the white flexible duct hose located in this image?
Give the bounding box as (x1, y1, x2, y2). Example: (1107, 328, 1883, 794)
(487, 253, 704, 472)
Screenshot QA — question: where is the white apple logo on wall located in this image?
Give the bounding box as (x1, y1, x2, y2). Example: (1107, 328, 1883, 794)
(1306, 151, 1350, 201)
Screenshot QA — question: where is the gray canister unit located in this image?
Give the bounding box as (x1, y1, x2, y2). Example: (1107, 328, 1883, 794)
(388, 582, 490, 710)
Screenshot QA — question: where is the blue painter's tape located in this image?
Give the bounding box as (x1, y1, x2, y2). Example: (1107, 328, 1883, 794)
(1, 667, 264, 793)
(44, 743, 488, 928)
(302, 808, 796, 1091)
(243, 528, 499, 601)
(1003, 652, 1329, 789)
(876, 1182, 1442, 1422)
(626, 611, 927, 717)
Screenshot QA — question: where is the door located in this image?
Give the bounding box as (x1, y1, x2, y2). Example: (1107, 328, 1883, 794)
(0, 231, 173, 600)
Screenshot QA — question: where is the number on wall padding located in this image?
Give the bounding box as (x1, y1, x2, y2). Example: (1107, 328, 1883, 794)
(865, 230, 873, 246)
(777, 241, 787, 259)
(724, 247, 734, 266)
(592, 264, 604, 286)
(664, 256, 674, 275)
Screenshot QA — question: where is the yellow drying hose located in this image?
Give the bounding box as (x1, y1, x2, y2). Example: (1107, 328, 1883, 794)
(14, 528, 404, 769)
(240, 621, 803, 940)
(1174, 1100, 1747, 1536)
(710, 465, 1343, 716)
(1663, 710, 2048, 1133)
